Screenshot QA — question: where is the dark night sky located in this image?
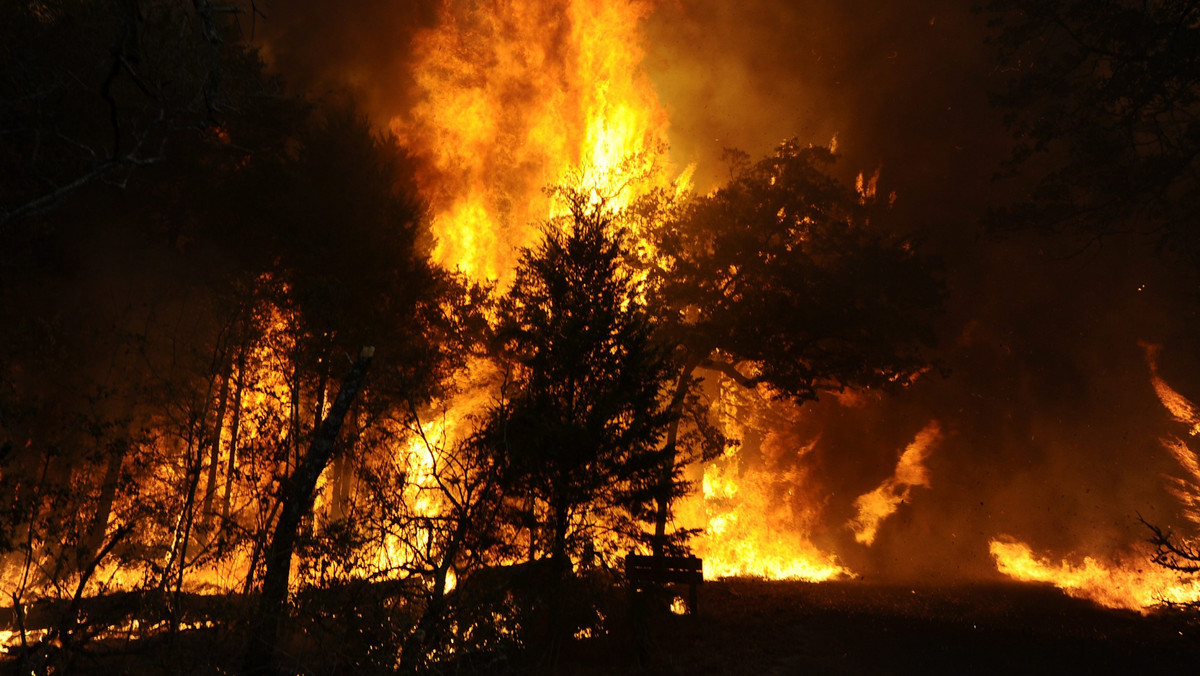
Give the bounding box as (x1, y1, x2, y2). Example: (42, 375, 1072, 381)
(255, 0, 1200, 579)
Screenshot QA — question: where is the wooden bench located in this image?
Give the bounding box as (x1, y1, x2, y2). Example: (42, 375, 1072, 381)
(624, 554, 703, 614)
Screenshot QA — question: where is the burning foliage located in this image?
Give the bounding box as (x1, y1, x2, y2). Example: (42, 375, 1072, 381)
(4, 0, 1200, 674)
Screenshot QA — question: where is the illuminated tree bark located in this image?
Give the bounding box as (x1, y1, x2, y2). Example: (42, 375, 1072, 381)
(244, 346, 374, 675)
(220, 348, 247, 537)
(199, 352, 234, 540)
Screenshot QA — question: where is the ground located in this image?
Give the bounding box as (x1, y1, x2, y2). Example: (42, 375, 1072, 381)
(5, 578, 1199, 674)
(566, 578, 1200, 675)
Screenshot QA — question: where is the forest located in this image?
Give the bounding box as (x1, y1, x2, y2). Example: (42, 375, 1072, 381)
(4, 1, 1200, 674)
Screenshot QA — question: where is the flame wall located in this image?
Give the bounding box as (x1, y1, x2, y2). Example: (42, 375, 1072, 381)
(257, 0, 1200, 602)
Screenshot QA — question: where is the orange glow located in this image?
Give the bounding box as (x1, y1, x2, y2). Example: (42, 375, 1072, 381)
(989, 538, 1200, 612)
(848, 421, 942, 545)
(393, 0, 674, 284)
(1145, 342, 1200, 437)
(684, 380, 850, 582)
(990, 345, 1200, 610)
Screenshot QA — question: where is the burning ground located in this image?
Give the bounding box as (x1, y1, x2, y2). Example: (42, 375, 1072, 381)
(4, 0, 1200, 673)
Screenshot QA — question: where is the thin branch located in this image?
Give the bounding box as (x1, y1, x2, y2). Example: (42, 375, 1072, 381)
(698, 355, 766, 389)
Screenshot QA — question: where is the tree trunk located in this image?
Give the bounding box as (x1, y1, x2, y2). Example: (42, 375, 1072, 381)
(160, 410, 206, 594)
(243, 346, 374, 676)
(220, 348, 247, 539)
(170, 421, 207, 617)
(551, 494, 570, 575)
(313, 345, 330, 434)
(652, 357, 702, 557)
(82, 437, 126, 565)
(289, 357, 302, 472)
(526, 495, 537, 562)
(199, 354, 234, 540)
(329, 442, 352, 521)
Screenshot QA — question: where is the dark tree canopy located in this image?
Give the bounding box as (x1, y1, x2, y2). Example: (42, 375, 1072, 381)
(655, 141, 944, 402)
(638, 141, 944, 554)
(216, 102, 455, 396)
(0, 0, 274, 227)
(482, 187, 678, 570)
(986, 0, 1200, 266)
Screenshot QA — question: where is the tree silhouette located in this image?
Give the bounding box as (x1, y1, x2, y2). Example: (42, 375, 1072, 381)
(645, 141, 944, 553)
(986, 0, 1200, 266)
(0, 0, 269, 227)
(1, 22, 457, 667)
(481, 185, 678, 575)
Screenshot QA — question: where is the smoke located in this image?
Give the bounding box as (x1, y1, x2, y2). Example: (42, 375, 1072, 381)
(254, 0, 440, 124)
(257, 0, 1200, 581)
(641, 0, 1200, 580)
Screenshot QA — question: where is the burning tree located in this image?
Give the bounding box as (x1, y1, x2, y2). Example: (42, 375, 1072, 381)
(987, 1, 1200, 607)
(644, 141, 944, 557)
(481, 183, 678, 574)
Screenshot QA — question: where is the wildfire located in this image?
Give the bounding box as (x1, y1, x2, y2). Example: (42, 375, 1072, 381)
(393, 0, 672, 283)
(1145, 343, 1200, 525)
(989, 538, 1200, 612)
(0, 0, 686, 611)
(848, 421, 942, 545)
(1146, 342, 1200, 437)
(693, 457, 848, 581)
(686, 380, 849, 582)
(989, 344, 1200, 611)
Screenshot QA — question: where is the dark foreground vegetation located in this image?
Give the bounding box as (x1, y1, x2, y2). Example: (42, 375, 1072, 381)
(634, 579, 1200, 676)
(5, 578, 1199, 675)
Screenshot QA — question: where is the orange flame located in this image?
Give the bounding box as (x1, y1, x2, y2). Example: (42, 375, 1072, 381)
(989, 538, 1200, 612)
(990, 344, 1200, 610)
(692, 458, 849, 581)
(848, 421, 942, 545)
(1145, 341, 1200, 437)
(392, 0, 672, 283)
(684, 380, 849, 581)
(1144, 342, 1200, 526)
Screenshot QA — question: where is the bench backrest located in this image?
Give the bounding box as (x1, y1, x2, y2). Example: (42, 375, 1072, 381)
(624, 554, 703, 584)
